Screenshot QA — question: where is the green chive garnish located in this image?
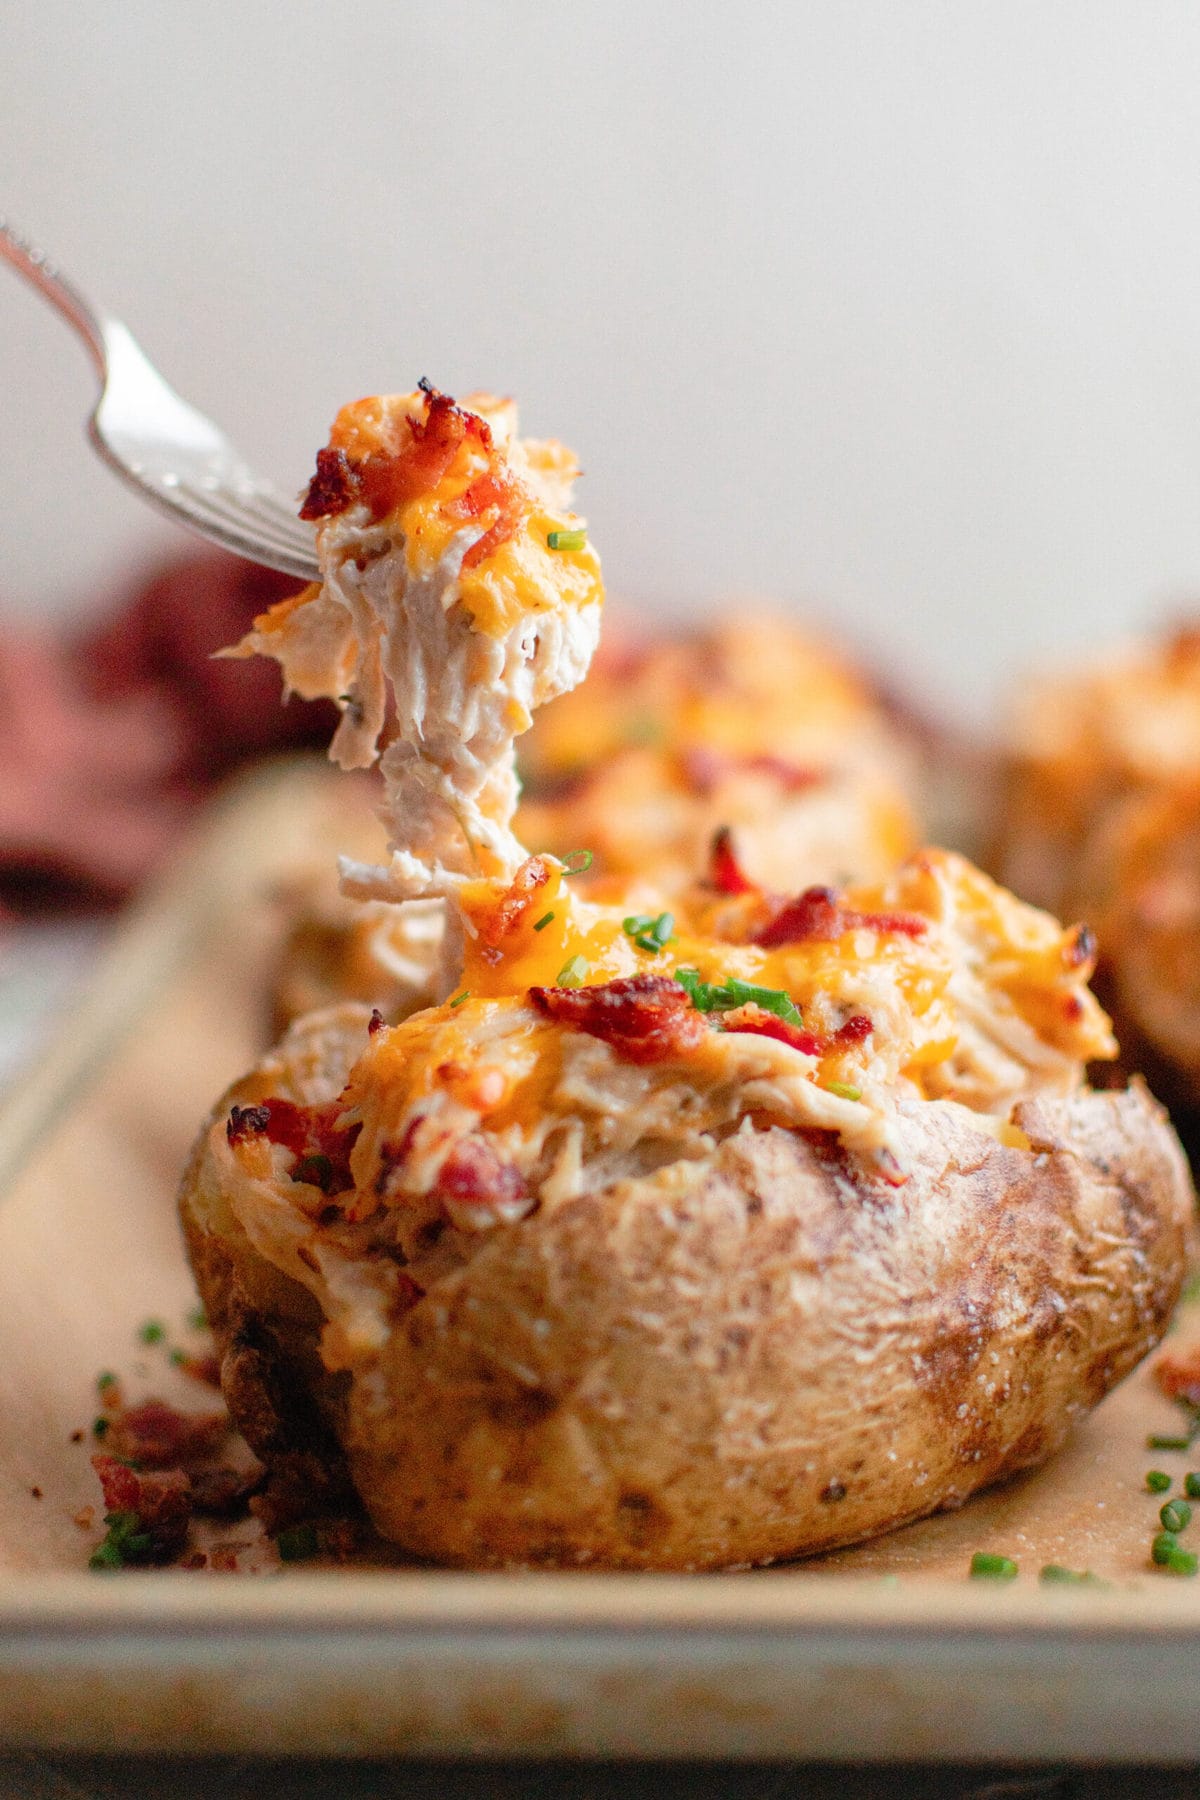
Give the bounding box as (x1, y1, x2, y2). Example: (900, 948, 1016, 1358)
(137, 1320, 166, 1346)
(1148, 1433, 1193, 1451)
(556, 955, 590, 988)
(187, 1304, 208, 1331)
(827, 1081, 862, 1102)
(623, 912, 674, 954)
(547, 527, 587, 552)
(96, 1372, 117, 1394)
(674, 967, 803, 1026)
(448, 991, 470, 1008)
(277, 1523, 319, 1563)
(1039, 1564, 1106, 1587)
(1185, 1472, 1200, 1499)
(1147, 1470, 1172, 1493)
(169, 1348, 187, 1367)
(560, 849, 594, 876)
(92, 1417, 109, 1439)
(1152, 1531, 1199, 1574)
(532, 912, 555, 932)
(1161, 1499, 1193, 1533)
(969, 1551, 1018, 1581)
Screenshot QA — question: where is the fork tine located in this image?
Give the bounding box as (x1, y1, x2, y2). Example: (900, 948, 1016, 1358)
(177, 477, 311, 547)
(174, 484, 318, 568)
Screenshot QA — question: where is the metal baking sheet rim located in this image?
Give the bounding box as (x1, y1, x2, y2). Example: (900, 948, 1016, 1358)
(0, 1575, 1195, 1759)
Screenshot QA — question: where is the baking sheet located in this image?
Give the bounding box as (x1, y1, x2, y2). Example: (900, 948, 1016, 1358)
(1, 757, 1200, 1761)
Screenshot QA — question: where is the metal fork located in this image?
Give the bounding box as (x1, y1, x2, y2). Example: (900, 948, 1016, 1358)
(0, 219, 320, 580)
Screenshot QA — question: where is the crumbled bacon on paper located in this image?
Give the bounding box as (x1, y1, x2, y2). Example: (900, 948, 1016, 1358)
(530, 972, 707, 1064)
(1156, 1344, 1200, 1409)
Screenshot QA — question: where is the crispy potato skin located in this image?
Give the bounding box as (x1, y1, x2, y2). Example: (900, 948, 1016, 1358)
(180, 1008, 1192, 1570)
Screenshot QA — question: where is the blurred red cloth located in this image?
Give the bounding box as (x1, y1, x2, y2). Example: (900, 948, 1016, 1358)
(0, 549, 334, 907)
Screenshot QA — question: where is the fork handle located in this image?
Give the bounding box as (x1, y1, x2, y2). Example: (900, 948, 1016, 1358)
(0, 218, 109, 377)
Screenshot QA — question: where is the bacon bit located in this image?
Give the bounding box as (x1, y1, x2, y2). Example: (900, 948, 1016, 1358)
(227, 1097, 359, 1192)
(481, 855, 553, 947)
(368, 1007, 387, 1036)
(683, 748, 824, 797)
(835, 1014, 873, 1046)
(530, 972, 707, 1064)
(1157, 1345, 1200, 1409)
(756, 885, 929, 948)
(437, 1138, 532, 1229)
(723, 1005, 822, 1057)
(208, 1544, 242, 1573)
(176, 1352, 223, 1389)
(30, 1486, 42, 1500)
(452, 466, 526, 571)
(299, 446, 361, 520)
(106, 1398, 229, 1469)
(74, 1506, 95, 1531)
(708, 827, 758, 896)
(226, 1102, 271, 1146)
(91, 1454, 192, 1564)
(390, 1271, 426, 1315)
(70, 1429, 84, 1445)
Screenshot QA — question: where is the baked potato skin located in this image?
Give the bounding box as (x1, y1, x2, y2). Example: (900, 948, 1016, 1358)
(180, 1013, 1192, 1570)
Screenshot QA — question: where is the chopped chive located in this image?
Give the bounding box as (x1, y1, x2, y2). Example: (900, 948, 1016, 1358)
(969, 1551, 1018, 1581)
(96, 1372, 117, 1394)
(88, 1541, 124, 1572)
(674, 967, 802, 1026)
(560, 848, 594, 876)
(532, 911, 555, 932)
(623, 912, 674, 954)
(1186, 1472, 1200, 1499)
(827, 1081, 862, 1102)
(1152, 1531, 1199, 1575)
(1161, 1499, 1193, 1533)
(187, 1305, 208, 1332)
(448, 991, 470, 1008)
(169, 1347, 187, 1367)
(137, 1319, 166, 1346)
(547, 527, 587, 552)
(1147, 1469, 1172, 1493)
(1039, 1564, 1106, 1587)
(277, 1523, 319, 1563)
(556, 954, 590, 988)
(1148, 1433, 1193, 1451)
(92, 1417, 110, 1439)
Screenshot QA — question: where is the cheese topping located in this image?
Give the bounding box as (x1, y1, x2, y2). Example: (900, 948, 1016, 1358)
(228, 385, 603, 899)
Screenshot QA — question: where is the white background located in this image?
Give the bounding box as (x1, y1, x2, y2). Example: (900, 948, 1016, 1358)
(4, 2, 1200, 727)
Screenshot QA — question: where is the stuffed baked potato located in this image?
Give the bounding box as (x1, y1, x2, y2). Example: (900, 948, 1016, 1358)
(184, 382, 1192, 1570)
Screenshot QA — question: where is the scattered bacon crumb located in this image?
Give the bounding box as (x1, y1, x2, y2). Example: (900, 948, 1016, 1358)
(723, 1005, 823, 1058)
(176, 1352, 222, 1389)
(30, 1487, 42, 1500)
(756, 884, 928, 948)
(438, 1138, 531, 1227)
(226, 1096, 359, 1192)
(708, 827, 758, 895)
(1156, 1344, 1200, 1408)
(91, 1454, 192, 1564)
(69, 1430, 84, 1445)
(480, 855, 552, 946)
(208, 1544, 242, 1573)
(73, 1507, 95, 1531)
(368, 1007, 387, 1036)
(299, 446, 360, 520)
(106, 1398, 229, 1470)
(531, 972, 707, 1064)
